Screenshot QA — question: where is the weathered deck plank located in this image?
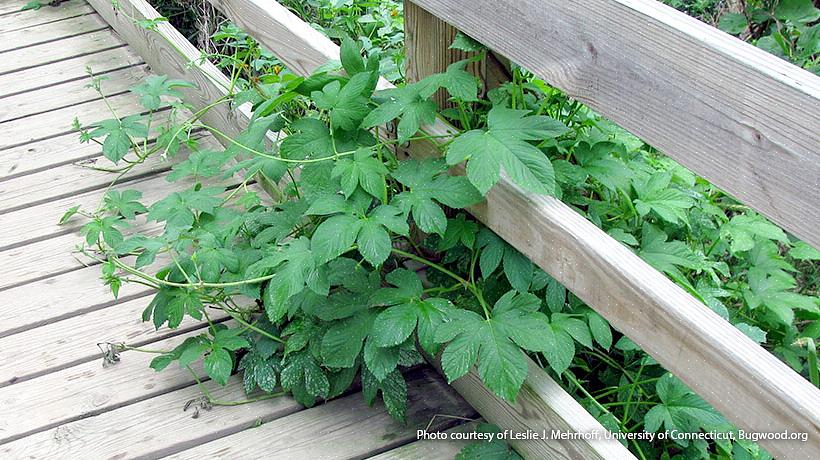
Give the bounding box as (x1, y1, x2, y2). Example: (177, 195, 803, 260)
(0, 295, 227, 387)
(0, 329, 209, 444)
(0, 149, 168, 215)
(0, 1, 93, 33)
(0, 93, 149, 151)
(0, 46, 141, 98)
(0, 263, 154, 338)
(0, 106, 166, 180)
(0, 11, 107, 52)
(0, 64, 150, 123)
(0, 218, 157, 291)
(164, 367, 477, 460)
(0, 28, 122, 75)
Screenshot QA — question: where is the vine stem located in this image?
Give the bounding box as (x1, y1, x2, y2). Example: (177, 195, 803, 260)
(390, 247, 492, 319)
(109, 256, 277, 288)
(224, 309, 285, 344)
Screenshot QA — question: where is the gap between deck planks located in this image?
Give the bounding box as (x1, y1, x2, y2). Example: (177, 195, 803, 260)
(0, 92, 155, 151)
(0, 295, 228, 388)
(0, 1, 93, 33)
(0, 10, 108, 53)
(0, 64, 151, 123)
(0, 329, 212, 444)
(0, 45, 141, 99)
(0, 28, 123, 75)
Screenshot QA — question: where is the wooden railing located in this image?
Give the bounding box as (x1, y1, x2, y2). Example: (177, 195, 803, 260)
(87, 0, 820, 458)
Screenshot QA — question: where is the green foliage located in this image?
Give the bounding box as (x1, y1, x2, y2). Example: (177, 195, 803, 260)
(67, 5, 819, 460)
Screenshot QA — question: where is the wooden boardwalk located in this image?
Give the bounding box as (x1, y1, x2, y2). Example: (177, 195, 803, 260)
(0, 2, 476, 458)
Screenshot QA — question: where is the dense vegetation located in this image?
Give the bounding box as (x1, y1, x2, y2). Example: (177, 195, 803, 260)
(36, 0, 819, 459)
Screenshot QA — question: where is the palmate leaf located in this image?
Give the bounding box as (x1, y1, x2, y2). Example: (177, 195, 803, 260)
(633, 172, 694, 225)
(435, 291, 552, 401)
(572, 141, 633, 192)
(362, 79, 440, 143)
(312, 72, 373, 131)
(720, 213, 788, 254)
(638, 224, 704, 276)
(331, 147, 388, 199)
(743, 269, 819, 326)
(391, 159, 482, 235)
(103, 189, 147, 219)
(476, 228, 533, 292)
(88, 115, 149, 163)
(644, 374, 727, 447)
(308, 194, 408, 266)
(130, 75, 195, 111)
(369, 269, 456, 354)
(446, 107, 568, 195)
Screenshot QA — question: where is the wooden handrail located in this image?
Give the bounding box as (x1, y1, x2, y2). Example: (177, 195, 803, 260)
(412, 0, 820, 250)
(200, 1, 820, 458)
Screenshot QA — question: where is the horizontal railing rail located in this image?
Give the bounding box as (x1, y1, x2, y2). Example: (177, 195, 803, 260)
(411, 0, 820, 250)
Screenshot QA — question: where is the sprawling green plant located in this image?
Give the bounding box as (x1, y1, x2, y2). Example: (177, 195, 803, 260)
(54, 3, 819, 460)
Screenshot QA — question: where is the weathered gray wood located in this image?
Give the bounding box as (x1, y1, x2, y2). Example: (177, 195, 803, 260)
(1, 377, 303, 458)
(0, 102, 163, 181)
(0, 295, 227, 388)
(0, 148, 166, 216)
(0, 28, 123, 75)
(413, 0, 820, 249)
(0, 215, 157, 291)
(0, 1, 93, 33)
(404, 1, 508, 108)
(0, 46, 141, 99)
(0, 11, 107, 52)
(0, 64, 149, 123)
(368, 421, 481, 460)
(0, 136, 213, 249)
(0, 92, 147, 151)
(0, 329, 210, 444)
(191, 3, 820, 458)
(0, 262, 153, 338)
(164, 367, 476, 460)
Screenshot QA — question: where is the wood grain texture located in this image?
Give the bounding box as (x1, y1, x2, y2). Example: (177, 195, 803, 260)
(0, 295, 226, 388)
(0, 64, 149, 123)
(195, 2, 820, 458)
(0, 92, 147, 151)
(0, 1, 93, 34)
(404, 1, 509, 108)
(0, 104, 164, 181)
(0, 262, 153, 338)
(412, 0, 820, 249)
(165, 367, 476, 460)
(0, 28, 122, 75)
(0, 148, 166, 216)
(368, 421, 481, 460)
(0, 10, 107, 52)
(0, 216, 158, 291)
(0, 135, 213, 250)
(0, 329, 209, 444)
(0, 46, 141, 99)
(1, 377, 303, 458)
